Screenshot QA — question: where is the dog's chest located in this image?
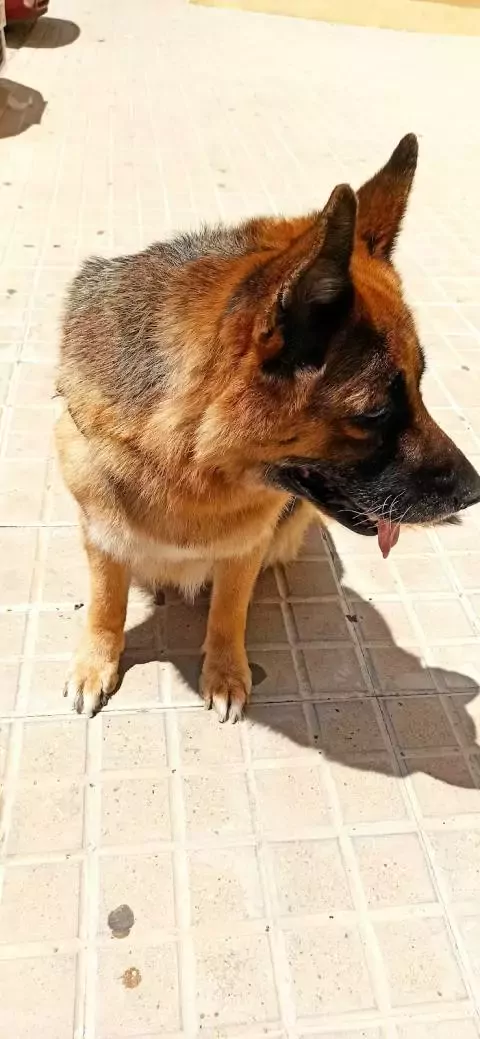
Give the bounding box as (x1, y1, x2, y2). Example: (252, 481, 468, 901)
(86, 511, 266, 576)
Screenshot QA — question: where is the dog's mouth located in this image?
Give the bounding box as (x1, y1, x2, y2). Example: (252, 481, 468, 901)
(269, 462, 402, 558)
(318, 502, 400, 558)
(269, 461, 470, 558)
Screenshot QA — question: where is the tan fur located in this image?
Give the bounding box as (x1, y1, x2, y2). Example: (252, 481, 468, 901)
(57, 135, 476, 721)
(56, 391, 311, 718)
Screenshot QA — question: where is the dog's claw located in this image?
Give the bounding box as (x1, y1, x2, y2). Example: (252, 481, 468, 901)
(212, 693, 230, 723)
(228, 698, 244, 724)
(63, 658, 119, 717)
(200, 663, 250, 723)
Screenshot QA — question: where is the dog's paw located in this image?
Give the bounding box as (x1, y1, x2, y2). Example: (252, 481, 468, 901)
(63, 655, 120, 717)
(200, 655, 252, 723)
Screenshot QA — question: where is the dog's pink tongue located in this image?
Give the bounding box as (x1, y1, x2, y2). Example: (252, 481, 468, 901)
(377, 519, 400, 559)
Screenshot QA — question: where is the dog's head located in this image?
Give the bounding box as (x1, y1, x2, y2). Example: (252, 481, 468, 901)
(212, 133, 480, 555)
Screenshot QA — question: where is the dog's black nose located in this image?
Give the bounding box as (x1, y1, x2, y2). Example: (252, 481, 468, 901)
(454, 458, 480, 513)
(424, 452, 480, 515)
(458, 481, 480, 512)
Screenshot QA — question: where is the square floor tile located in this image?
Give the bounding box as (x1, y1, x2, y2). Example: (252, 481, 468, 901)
(431, 646, 480, 689)
(98, 853, 175, 935)
(457, 913, 480, 984)
(189, 846, 264, 925)
(124, 601, 165, 653)
(178, 709, 243, 766)
(114, 658, 163, 708)
(34, 608, 83, 656)
(20, 719, 87, 775)
(0, 612, 27, 658)
(254, 764, 332, 832)
(246, 604, 288, 645)
(298, 522, 327, 555)
(0, 862, 80, 943)
(253, 566, 280, 599)
(101, 778, 171, 845)
(0, 662, 19, 713)
(316, 701, 386, 755)
(292, 602, 348, 641)
(413, 600, 475, 641)
(356, 600, 416, 644)
(101, 713, 167, 770)
(41, 528, 88, 604)
(367, 647, 435, 692)
(304, 647, 366, 695)
(383, 696, 458, 750)
(0, 955, 76, 1039)
(446, 693, 480, 745)
(195, 934, 278, 1026)
(430, 830, 480, 902)
(0, 721, 10, 777)
(285, 924, 375, 1016)
(246, 703, 313, 758)
(283, 560, 337, 597)
(8, 778, 84, 855)
(0, 529, 37, 605)
(271, 839, 352, 915)
(23, 659, 70, 713)
(376, 918, 466, 1007)
(329, 757, 409, 823)
(249, 649, 300, 701)
(0, 459, 47, 524)
(408, 756, 480, 816)
(396, 1022, 479, 1039)
(395, 556, 454, 593)
(165, 603, 208, 651)
(353, 834, 436, 907)
(97, 944, 180, 1036)
(183, 773, 252, 838)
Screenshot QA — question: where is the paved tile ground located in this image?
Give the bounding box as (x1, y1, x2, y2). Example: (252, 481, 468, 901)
(1, 0, 480, 1037)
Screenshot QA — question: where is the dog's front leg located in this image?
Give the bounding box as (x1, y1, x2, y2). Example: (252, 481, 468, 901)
(64, 536, 130, 717)
(201, 547, 265, 722)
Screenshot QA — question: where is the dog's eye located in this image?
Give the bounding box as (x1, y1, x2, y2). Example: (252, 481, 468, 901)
(351, 405, 390, 426)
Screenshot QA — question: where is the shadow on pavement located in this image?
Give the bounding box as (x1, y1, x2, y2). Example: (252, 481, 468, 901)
(0, 77, 46, 138)
(5, 17, 80, 49)
(113, 536, 480, 793)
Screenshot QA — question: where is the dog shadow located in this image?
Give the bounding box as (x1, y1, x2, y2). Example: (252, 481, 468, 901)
(115, 540, 480, 792)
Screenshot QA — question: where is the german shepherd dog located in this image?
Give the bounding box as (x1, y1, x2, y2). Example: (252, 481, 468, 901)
(56, 134, 480, 721)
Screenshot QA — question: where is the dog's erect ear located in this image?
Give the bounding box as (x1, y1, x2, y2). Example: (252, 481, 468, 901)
(357, 133, 418, 260)
(255, 184, 357, 358)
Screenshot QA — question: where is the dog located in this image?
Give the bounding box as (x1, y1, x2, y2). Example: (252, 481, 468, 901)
(55, 133, 480, 722)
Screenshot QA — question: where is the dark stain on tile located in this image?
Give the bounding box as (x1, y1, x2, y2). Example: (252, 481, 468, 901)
(108, 903, 135, 939)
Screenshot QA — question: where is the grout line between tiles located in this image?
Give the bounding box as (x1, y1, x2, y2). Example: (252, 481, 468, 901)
(277, 533, 404, 1020)
(163, 667, 198, 1038)
(239, 711, 298, 1038)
